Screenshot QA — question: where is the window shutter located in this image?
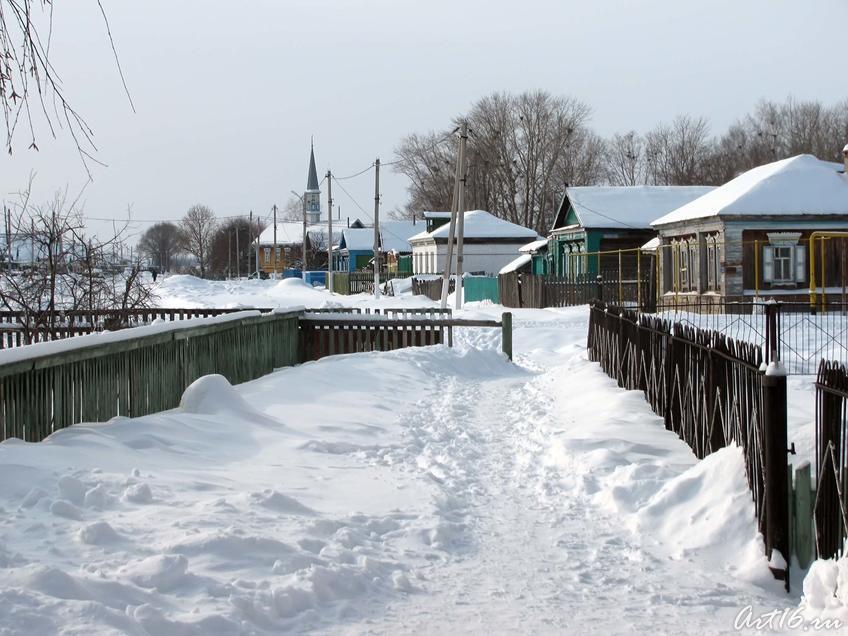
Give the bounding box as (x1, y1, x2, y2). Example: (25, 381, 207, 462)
(763, 246, 774, 282)
(795, 245, 806, 283)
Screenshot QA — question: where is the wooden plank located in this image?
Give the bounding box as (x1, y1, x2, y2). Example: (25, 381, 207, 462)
(793, 462, 813, 569)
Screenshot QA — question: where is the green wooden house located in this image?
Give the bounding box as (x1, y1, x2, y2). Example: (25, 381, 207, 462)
(547, 186, 714, 279)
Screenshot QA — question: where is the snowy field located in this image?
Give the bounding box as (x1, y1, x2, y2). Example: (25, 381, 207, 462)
(0, 276, 845, 634)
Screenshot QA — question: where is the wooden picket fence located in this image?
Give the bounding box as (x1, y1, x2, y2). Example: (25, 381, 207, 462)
(0, 307, 272, 349)
(498, 272, 653, 310)
(0, 311, 300, 442)
(411, 277, 455, 301)
(0, 307, 512, 444)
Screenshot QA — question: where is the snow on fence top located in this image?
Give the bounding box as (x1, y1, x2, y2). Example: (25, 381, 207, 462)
(0, 308, 302, 368)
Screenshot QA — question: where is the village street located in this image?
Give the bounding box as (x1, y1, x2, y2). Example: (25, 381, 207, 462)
(0, 303, 794, 634)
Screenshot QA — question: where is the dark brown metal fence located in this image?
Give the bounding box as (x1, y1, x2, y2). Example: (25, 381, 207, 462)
(814, 359, 848, 560)
(496, 273, 653, 310)
(588, 301, 790, 587)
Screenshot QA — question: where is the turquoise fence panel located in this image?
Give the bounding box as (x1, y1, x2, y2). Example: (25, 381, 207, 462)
(464, 276, 500, 303)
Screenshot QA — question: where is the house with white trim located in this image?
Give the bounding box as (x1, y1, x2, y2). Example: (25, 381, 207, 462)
(409, 210, 540, 276)
(651, 150, 848, 302)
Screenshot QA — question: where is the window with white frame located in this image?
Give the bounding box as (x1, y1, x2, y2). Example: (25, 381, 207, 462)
(263, 247, 270, 262)
(762, 232, 805, 286)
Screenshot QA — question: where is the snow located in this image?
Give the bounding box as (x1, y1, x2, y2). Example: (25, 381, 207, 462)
(379, 221, 421, 253)
(0, 309, 266, 367)
(2, 277, 841, 632)
(518, 238, 549, 253)
(428, 210, 539, 240)
(564, 185, 715, 229)
(498, 253, 531, 274)
(339, 227, 374, 252)
(652, 154, 848, 226)
(257, 222, 306, 246)
(256, 223, 341, 247)
(641, 236, 660, 250)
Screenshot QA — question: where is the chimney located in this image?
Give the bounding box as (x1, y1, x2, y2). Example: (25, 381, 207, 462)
(843, 143, 848, 173)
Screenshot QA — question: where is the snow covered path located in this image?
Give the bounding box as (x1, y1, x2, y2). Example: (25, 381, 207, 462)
(0, 304, 797, 634)
(330, 312, 788, 635)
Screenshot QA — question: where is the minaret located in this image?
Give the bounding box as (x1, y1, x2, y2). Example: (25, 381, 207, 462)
(304, 141, 321, 224)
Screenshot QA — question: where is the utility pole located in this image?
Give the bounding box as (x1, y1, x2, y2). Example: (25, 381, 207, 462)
(4, 205, 12, 272)
(373, 158, 381, 299)
(228, 230, 232, 280)
(250, 210, 258, 278)
(455, 121, 469, 309)
(235, 224, 240, 279)
(440, 128, 463, 309)
(272, 204, 278, 280)
(302, 196, 308, 278)
(327, 170, 334, 293)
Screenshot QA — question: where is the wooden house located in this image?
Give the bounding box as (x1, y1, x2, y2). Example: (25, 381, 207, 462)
(651, 152, 848, 303)
(547, 186, 714, 279)
(409, 210, 540, 276)
(335, 221, 421, 273)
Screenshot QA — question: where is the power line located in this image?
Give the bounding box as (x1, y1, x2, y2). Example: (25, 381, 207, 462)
(333, 163, 375, 181)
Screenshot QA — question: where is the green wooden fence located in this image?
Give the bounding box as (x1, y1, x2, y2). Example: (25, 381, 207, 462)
(0, 307, 513, 444)
(0, 311, 300, 442)
(463, 276, 500, 303)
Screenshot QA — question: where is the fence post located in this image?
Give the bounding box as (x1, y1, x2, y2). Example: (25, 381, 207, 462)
(762, 353, 790, 591)
(595, 275, 603, 303)
(501, 312, 513, 361)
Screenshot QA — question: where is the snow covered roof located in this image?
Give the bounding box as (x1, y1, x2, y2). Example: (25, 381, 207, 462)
(423, 211, 452, 220)
(340, 227, 375, 252)
(380, 220, 421, 253)
(257, 222, 341, 246)
(499, 253, 532, 274)
(258, 222, 304, 246)
(652, 155, 848, 226)
(429, 210, 539, 240)
(641, 237, 660, 251)
(407, 230, 431, 242)
(519, 238, 549, 254)
(562, 186, 715, 230)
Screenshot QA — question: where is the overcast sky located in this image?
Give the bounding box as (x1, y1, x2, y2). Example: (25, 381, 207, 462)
(2, 0, 847, 241)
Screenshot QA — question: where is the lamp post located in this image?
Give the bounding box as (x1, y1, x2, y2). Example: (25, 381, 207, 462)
(290, 190, 307, 279)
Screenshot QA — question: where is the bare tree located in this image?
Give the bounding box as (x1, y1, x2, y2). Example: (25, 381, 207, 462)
(605, 131, 647, 186)
(279, 195, 305, 222)
(644, 115, 714, 185)
(179, 204, 216, 278)
(0, 0, 133, 171)
(393, 90, 601, 234)
(208, 216, 264, 279)
(0, 187, 152, 341)
(138, 222, 181, 272)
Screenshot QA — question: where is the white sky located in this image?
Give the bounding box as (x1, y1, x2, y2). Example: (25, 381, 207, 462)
(2, 0, 847, 242)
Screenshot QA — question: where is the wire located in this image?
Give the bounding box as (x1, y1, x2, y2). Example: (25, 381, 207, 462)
(564, 191, 642, 230)
(331, 177, 371, 219)
(333, 163, 375, 181)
